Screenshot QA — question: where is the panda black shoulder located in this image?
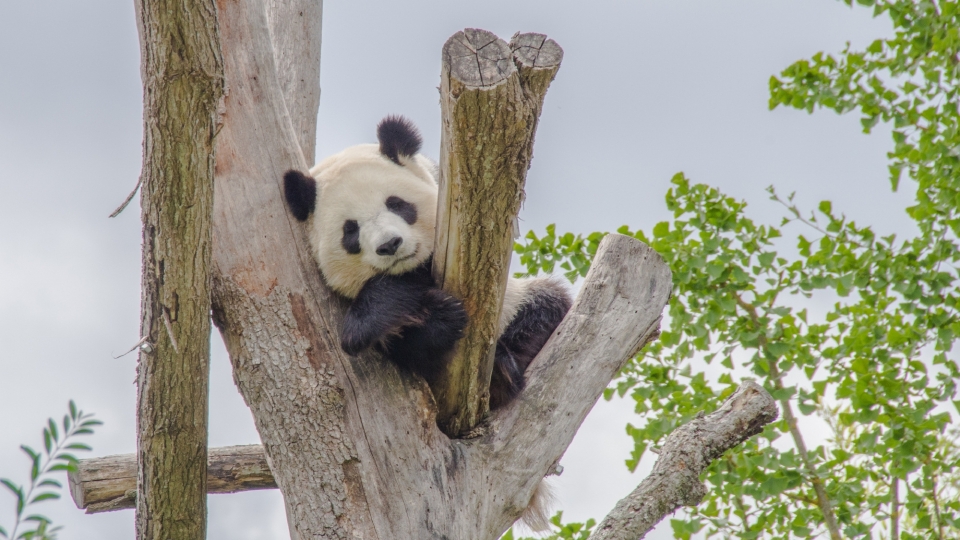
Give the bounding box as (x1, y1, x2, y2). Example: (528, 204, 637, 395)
(377, 115, 422, 165)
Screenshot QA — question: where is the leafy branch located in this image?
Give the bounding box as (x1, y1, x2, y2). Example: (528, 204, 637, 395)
(0, 401, 100, 540)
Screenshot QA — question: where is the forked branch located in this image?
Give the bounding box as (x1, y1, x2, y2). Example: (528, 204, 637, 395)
(591, 381, 779, 540)
(69, 383, 777, 540)
(432, 29, 563, 436)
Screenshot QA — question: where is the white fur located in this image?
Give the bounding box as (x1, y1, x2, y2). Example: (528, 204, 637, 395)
(519, 479, 555, 533)
(499, 276, 568, 335)
(306, 144, 437, 298)
(304, 143, 558, 531)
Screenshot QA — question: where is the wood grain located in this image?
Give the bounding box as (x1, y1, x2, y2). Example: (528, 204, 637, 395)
(69, 445, 276, 514)
(591, 381, 779, 539)
(133, 0, 223, 536)
(432, 30, 563, 436)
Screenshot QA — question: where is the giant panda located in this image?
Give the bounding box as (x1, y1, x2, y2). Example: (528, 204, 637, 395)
(283, 115, 572, 410)
(282, 116, 571, 528)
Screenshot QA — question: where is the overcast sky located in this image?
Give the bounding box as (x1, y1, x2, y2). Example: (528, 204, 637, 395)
(0, 1, 903, 538)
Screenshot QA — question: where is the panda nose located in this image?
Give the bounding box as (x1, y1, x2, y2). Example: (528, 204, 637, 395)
(376, 236, 403, 256)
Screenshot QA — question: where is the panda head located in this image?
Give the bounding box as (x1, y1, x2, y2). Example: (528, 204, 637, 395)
(283, 116, 439, 299)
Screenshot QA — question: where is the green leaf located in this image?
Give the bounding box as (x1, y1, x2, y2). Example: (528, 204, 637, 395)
(28, 493, 59, 505)
(47, 420, 57, 444)
(0, 479, 23, 500)
(653, 221, 670, 238)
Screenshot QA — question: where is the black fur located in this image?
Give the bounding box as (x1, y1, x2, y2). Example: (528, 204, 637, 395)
(283, 170, 317, 221)
(341, 259, 467, 386)
(341, 262, 570, 410)
(386, 196, 418, 225)
(489, 284, 572, 409)
(377, 116, 422, 165)
(342, 220, 361, 254)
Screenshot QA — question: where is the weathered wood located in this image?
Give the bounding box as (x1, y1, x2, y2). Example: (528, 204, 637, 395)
(432, 29, 563, 436)
(133, 0, 223, 536)
(263, 0, 322, 164)
(71, 382, 777, 539)
(591, 381, 779, 539)
(69, 445, 276, 514)
(198, 11, 677, 536)
(72, 232, 674, 539)
(469, 234, 670, 536)
(210, 1, 365, 538)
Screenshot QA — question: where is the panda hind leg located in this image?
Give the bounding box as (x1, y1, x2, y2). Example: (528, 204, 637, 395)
(490, 278, 572, 409)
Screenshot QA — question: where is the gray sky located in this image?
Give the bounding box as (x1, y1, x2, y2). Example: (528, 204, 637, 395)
(0, 1, 902, 538)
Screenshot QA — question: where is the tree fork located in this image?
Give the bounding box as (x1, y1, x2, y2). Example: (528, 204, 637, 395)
(432, 29, 563, 436)
(70, 382, 779, 540)
(133, 0, 224, 537)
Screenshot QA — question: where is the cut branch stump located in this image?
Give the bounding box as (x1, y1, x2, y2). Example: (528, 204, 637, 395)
(82, 11, 762, 537)
(69, 445, 275, 514)
(433, 29, 563, 436)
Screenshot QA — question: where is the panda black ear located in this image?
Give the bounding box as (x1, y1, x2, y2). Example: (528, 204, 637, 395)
(377, 115, 422, 165)
(283, 170, 317, 222)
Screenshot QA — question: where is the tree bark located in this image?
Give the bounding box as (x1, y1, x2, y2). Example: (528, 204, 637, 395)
(591, 381, 779, 540)
(133, 0, 223, 537)
(69, 445, 275, 514)
(71, 382, 778, 540)
(127, 2, 681, 534)
(432, 29, 563, 436)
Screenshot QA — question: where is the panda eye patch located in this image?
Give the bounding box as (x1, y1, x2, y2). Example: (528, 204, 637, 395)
(342, 220, 361, 254)
(385, 196, 417, 225)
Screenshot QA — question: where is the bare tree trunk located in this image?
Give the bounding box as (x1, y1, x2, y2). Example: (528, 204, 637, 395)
(432, 29, 563, 436)
(91, 0, 773, 536)
(72, 383, 778, 540)
(133, 0, 223, 537)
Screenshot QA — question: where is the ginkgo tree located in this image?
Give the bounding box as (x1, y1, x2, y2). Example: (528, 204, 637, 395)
(513, 0, 960, 538)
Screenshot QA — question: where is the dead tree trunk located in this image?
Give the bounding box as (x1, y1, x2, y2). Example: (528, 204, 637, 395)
(432, 29, 563, 436)
(70, 382, 779, 538)
(77, 0, 780, 537)
(133, 0, 223, 537)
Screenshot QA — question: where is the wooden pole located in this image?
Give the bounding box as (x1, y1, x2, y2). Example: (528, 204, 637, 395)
(133, 0, 223, 536)
(432, 29, 562, 436)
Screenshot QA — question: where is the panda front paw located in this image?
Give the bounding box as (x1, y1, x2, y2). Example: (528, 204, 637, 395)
(421, 289, 469, 345)
(341, 321, 374, 356)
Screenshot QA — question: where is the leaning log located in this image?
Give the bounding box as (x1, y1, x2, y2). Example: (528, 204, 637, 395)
(432, 29, 563, 436)
(69, 445, 275, 514)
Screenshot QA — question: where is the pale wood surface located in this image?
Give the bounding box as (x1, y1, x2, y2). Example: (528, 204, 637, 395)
(591, 381, 779, 539)
(133, 0, 223, 536)
(71, 381, 777, 539)
(127, 8, 682, 536)
(432, 30, 563, 436)
(69, 445, 276, 514)
(72, 232, 674, 539)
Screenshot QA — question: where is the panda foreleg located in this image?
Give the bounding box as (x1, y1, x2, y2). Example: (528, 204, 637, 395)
(341, 274, 432, 356)
(385, 288, 467, 381)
